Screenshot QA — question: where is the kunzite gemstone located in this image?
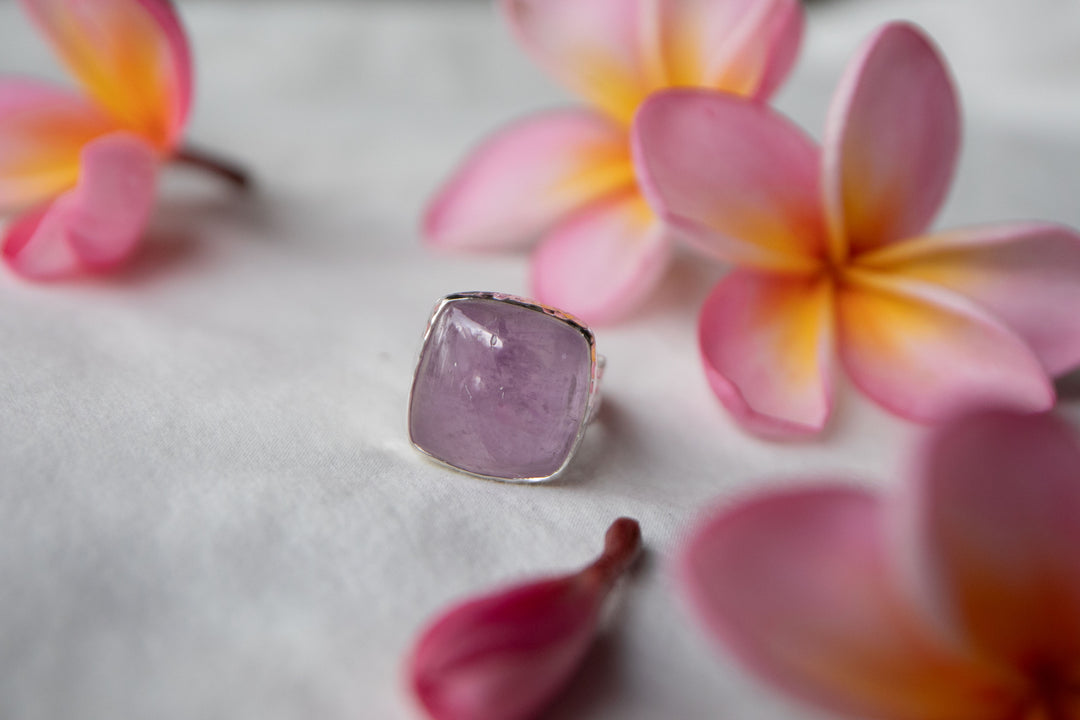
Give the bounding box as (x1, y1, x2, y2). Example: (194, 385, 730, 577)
(409, 296, 594, 480)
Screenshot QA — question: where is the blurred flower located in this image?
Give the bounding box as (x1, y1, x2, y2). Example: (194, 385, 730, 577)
(407, 517, 641, 720)
(678, 407, 1080, 719)
(0, 0, 247, 280)
(423, 0, 803, 324)
(634, 22, 1080, 436)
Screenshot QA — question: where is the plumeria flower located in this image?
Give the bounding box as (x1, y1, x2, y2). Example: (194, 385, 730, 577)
(0, 0, 247, 280)
(423, 0, 803, 324)
(634, 22, 1080, 435)
(678, 407, 1080, 720)
(408, 517, 641, 720)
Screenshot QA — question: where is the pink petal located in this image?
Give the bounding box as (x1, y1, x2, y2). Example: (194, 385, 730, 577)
(678, 487, 1018, 720)
(859, 222, 1080, 376)
(837, 270, 1054, 423)
(410, 577, 603, 720)
(3, 132, 158, 279)
(500, 0, 650, 124)
(20, 0, 192, 150)
(698, 269, 834, 437)
(423, 109, 634, 251)
(741, 0, 805, 101)
(633, 89, 826, 272)
(500, 0, 803, 124)
(529, 192, 669, 325)
(649, 0, 803, 99)
(1, 203, 80, 278)
(912, 409, 1080, 668)
(823, 23, 960, 258)
(0, 79, 115, 211)
(409, 518, 641, 720)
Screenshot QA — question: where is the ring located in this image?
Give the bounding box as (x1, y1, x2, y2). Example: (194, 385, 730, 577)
(408, 291, 603, 483)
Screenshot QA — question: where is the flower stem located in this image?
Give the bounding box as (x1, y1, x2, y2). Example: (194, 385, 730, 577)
(171, 145, 252, 190)
(581, 517, 642, 591)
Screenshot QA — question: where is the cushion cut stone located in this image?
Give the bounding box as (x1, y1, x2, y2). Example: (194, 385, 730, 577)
(409, 296, 594, 480)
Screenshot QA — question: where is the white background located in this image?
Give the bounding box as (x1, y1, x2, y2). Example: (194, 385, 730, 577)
(1, 1, 1079, 718)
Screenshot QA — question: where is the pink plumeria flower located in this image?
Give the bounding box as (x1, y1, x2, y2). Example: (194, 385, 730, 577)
(634, 22, 1080, 436)
(407, 517, 641, 720)
(0, 0, 246, 280)
(423, 0, 803, 324)
(678, 407, 1080, 720)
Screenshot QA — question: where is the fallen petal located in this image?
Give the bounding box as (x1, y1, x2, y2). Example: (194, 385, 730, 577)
(408, 518, 641, 720)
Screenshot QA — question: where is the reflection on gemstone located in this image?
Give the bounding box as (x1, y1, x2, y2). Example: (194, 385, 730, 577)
(409, 296, 593, 481)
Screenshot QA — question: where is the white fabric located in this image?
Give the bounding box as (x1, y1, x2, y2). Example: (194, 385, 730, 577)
(1, 1, 1078, 718)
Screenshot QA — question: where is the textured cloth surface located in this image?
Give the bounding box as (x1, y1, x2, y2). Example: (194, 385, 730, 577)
(1, 1, 1079, 718)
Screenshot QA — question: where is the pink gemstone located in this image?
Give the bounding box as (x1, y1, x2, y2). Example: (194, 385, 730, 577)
(409, 294, 596, 481)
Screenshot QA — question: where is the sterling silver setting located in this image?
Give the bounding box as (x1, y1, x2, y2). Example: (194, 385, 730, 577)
(407, 291, 603, 483)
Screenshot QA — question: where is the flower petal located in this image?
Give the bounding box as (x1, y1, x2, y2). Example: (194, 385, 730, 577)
(698, 269, 834, 437)
(530, 192, 669, 325)
(0, 79, 115, 211)
(3, 132, 158, 279)
(858, 222, 1080, 377)
(1, 203, 80, 279)
(20, 0, 192, 149)
(409, 519, 640, 720)
(649, 0, 803, 99)
(913, 409, 1080, 669)
(824, 22, 960, 258)
(424, 109, 634, 251)
(737, 0, 804, 102)
(410, 577, 602, 720)
(679, 487, 1019, 720)
(633, 89, 825, 271)
(837, 270, 1054, 423)
(500, 0, 650, 124)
